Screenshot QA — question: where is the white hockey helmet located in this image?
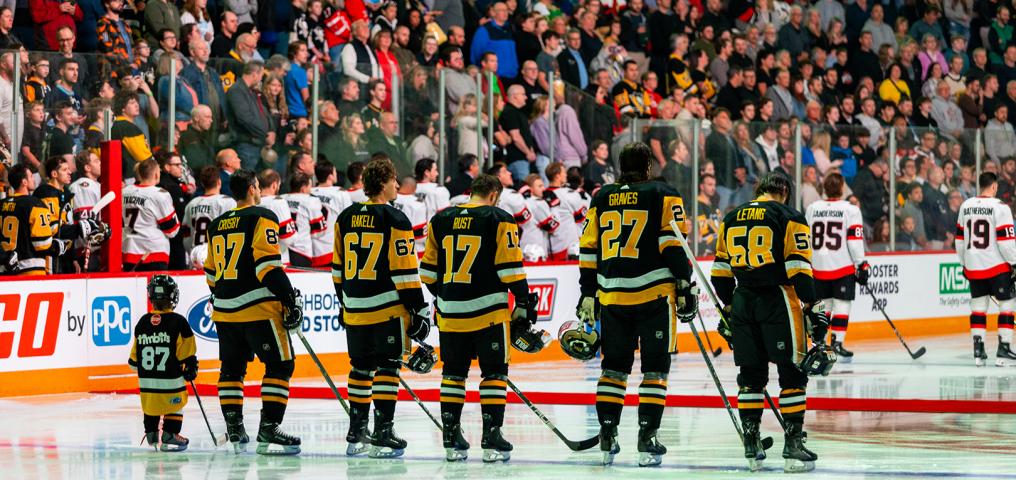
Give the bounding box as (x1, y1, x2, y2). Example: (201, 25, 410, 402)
(189, 244, 208, 270)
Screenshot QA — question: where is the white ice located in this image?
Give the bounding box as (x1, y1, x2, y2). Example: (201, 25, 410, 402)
(2, 333, 1016, 479)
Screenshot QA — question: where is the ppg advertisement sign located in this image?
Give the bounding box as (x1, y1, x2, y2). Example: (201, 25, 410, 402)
(91, 296, 132, 346)
(187, 297, 218, 341)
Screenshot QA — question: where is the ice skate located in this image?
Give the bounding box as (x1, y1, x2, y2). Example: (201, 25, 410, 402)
(974, 336, 988, 367)
(742, 420, 766, 471)
(345, 407, 371, 456)
(782, 423, 817, 473)
(256, 422, 301, 455)
(224, 412, 249, 454)
(996, 342, 1016, 367)
(442, 413, 469, 462)
(143, 432, 159, 451)
(369, 410, 406, 458)
(636, 426, 666, 467)
(831, 335, 853, 364)
(480, 425, 512, 463)
(159, 432, 189, 452)
(598, 422, 620, 466)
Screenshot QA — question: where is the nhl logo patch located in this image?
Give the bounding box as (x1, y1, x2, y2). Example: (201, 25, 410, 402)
(492, 342, 500, 351)
(655, 331, 663, 339)
(777, 341, 785, 350)
(263, 343, 271, 351)
(150, 314, 162, 326)
(388, 336, 396, 344)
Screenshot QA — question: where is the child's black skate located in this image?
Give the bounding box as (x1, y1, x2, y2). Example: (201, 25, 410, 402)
(159, 432, 189, 452)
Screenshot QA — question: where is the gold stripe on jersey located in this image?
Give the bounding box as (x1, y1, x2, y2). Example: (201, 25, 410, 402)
(495, 221, 526, 284)
(212, 301, 283, 323)
(331, 219, 344, 285)
(253, 216, 284, 282)
(780, 285, 807, 364)
(782, 220, 813, 278)
(346, 303, 410, 326)
(30, 204, 54, 251)
(419, 221, 439, 284)
(711, 222, 734, 278)
(437, 307, 511, 333)
(176, 325, 197, 360)
(578, 206, 599, 270)
(388, 227, 421, 290)
(659, 196, 688, 251)
(598, 282, 676, 306)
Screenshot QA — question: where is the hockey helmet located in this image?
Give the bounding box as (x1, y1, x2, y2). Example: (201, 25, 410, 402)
(558, 320, 600, 361)
(189, 243, 208, 270)
(148, 274, 179, 311)
(406, 342, 438, 374)
(522, 244, 547, 263)
(798, 343, 837, 376)
(510, 318, 551, 353)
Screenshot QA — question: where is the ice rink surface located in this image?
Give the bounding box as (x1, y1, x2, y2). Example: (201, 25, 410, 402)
(3, 333, 1016, 479)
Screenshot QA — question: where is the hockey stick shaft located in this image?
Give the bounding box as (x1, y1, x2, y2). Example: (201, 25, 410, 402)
(696, 310, 722, 357)
(866, 286, 925, 359)
(505, 377, 599, 451)
(295, 330, 351, 414)
(763, 390, 788, 432)
(398, 376, 443, 431)
(190, 380, 226, 446)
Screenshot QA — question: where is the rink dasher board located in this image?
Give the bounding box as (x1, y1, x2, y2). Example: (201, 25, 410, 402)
(0, 252, 982, 375)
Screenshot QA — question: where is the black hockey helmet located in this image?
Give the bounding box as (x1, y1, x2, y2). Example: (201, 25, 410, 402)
(510, 318, 551, 353)
(798, 343, 837, 376)
(148, 274, 179, 311)
(558, 320, 600, 361)
(406, 342, 438, 374)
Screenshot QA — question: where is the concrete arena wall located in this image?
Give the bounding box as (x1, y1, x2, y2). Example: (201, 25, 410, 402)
(0, 252, 983, 396)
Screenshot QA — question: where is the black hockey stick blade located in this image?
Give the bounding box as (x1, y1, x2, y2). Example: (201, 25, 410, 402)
(571, 435, 601, 451)
(712, 346, 723, 357)
(910, 346, 927, 359)
(762, 436, 774, 450)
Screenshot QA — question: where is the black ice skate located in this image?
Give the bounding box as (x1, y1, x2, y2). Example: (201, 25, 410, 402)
(636, 425, 667, 467)
(345, 407, 371, 456)
(480, 425, 513, 463)
(224, 412, 249, 454)
(442, 412, 470, 462)
(143, 432, 159, 450)
(256, 422, 301, 455)
(159, 432, 189, 452)
(831, 335, 854, 364)
(743, 420, 767, 472)
(974, 336, 988, 367)
(996, 342, 1016, 367)
(598, 421, 620, 466)
(369, 410, 406, 458)
(782, 423, 817, 473)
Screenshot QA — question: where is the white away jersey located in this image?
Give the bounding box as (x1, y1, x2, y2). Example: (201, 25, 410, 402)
(955, 196, 1016, 279)
(285, 192, 328, 263)
(805, 199, 865, 279)
(182, 194, 237, 251)
(122, 184, 180, 265)
(311, 186, 353, 264)
(554, 186, 591, 224)
(347, 188, 368, 203)
(544, 188, 579, 258)
(521, 196, 557, 259)
(449, 194, 470, 207)
(393, 193, 428, 252)
(67, 177, 101, 221)
(415, 182, 451, 218)
(498, 187, 532, 227)
(260, 194, 295, 263)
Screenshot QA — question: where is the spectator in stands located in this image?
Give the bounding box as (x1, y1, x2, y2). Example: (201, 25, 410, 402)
(390, 24, 415, 69)
(583, 139, 615, 191)
(96, 0, 134, 78)
(211, 11, 239, 58)
(291, 0, 328, 64)
(447, 153, 479, 197)
(215, 148, 240, 196)
(285, 41, 311, 120)
(179, 104, 215, 169)
(501, 83, 543, 183)
(931, 80, 964, 138)
(442, 46, 477, 115)
(558, 29, 588, 90)
(333, 112, 369, 169)
(470, 1, 518, 79)
(366, 111, 408, 175)
(20, 102, 44, 170)
(407, 116, 439, 166)
(341, 20, 380, 93)
(0, 8, 19, 49)
(922, 166, 951, 249)
(156, 151, 191, 269)
(31, 0, 83, 51)
(181, 38, 225, 127)
(335, 76, 363, 118)
(452, 93, 484, 158)
(111, 90, 154, 180)
(226, 60, 272, 170)
(360, 79, 386, 130)
(766, 68, 793, 121)
(43, 101, 78, 162)
(45, 57, 83, 115)
(144, 0, 182, 45)
(152, 28, 182, 65)
(986, 105, 1016, 163)
(0, 48, 22, 152)
(157, 51, 197, 135)
(705, 108, 736, 189)
(181, 0, 213, 43)
(416, 34, 440, 68)
(553, 83, 587, 169)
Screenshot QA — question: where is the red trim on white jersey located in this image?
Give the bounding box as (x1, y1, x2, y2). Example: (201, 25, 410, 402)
(814, 264, 856, 280)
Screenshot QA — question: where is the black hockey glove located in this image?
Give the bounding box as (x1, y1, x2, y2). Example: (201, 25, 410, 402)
(407, 306, 431, 342)
(717, 305, 734, 347)
(281, 289, 304, 331)
(855, 261, 870, 286)
(675, 280, 699, 323)
(512, 292, 539, 325)
(805, 302, 830, 345)
(182, 357, 198, 381)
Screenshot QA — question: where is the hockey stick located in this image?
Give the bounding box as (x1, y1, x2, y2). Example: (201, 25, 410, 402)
(81, 191, 116, 273)
(865, 286, 926, 359)
(190, 380, 229, 447)
(295, 329, 351, 414)
(504, 378, 600, 451)
(696, 310, 723, 357)
(397, 375, 443, 431)
(669, 220, 774, 450)
(763, 390, 788, 433)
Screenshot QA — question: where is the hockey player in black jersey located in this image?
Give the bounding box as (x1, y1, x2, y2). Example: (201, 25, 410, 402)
(576, 142, 698, 467)
(0, 164, 65, 275)
(203, 169, 304, 455)
(710, 173, 834, 473)
(421, 174, 539, 463)
(128, 275, 198, 452)
(331, 157, 429, 458)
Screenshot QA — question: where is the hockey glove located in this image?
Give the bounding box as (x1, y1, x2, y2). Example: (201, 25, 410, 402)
(512, 292, 539, 325)
(675, 280, 699, 323)
(804, 301, 830, 345)
(577, 295, 597, 328)
(407, 306, 431, 342)
(182, 357, 198, 382)
(717, 305, 734, 347)
(0, 249, 17, 273)
(49, 238, 71, 256)
(281, 289, 304, 331)
(855, 261, 870, 286)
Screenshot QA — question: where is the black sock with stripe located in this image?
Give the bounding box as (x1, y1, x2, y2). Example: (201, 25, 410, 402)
(595, 373, 627, 427)
(162, 413, 183, 434)
(260, 377, 290, 424)
(779, 387, 807, 423)
(637, 376, 667, 430)
(479, 376, 508, 427)
(372, 368, 401, 418)
(440, 376, 466, 426)
(737, 387, 764, 423)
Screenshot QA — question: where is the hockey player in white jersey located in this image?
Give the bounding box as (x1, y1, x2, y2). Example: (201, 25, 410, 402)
(312, 162, 353, 264)
(393, 176, 429, 252)
(285, 172, 328, 267)
(543, 163, 580, 260)
(182, 166, 237, 252)
(69, 151, 102, 221)
(490, 163, 538, 257)
(520, 173, 558, 261)
(414, 158, 451, 218)
(955, 172, 1016, 366)
(346, 161, 368, 203)
(122, 159, 180, 271)
(259, 169, 295, 264)
(805, 173, 868, 362)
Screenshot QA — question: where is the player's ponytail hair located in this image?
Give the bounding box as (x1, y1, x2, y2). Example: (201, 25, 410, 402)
(618, 141, 652, 183)
(363, 156, 397, 198)
(822, 172, 845, 199)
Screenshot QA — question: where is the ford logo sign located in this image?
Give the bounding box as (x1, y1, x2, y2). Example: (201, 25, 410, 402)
(187, 296, 218, 341)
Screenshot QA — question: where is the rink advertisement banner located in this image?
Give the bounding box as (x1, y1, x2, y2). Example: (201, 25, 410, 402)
(0, 252, 979, 379)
